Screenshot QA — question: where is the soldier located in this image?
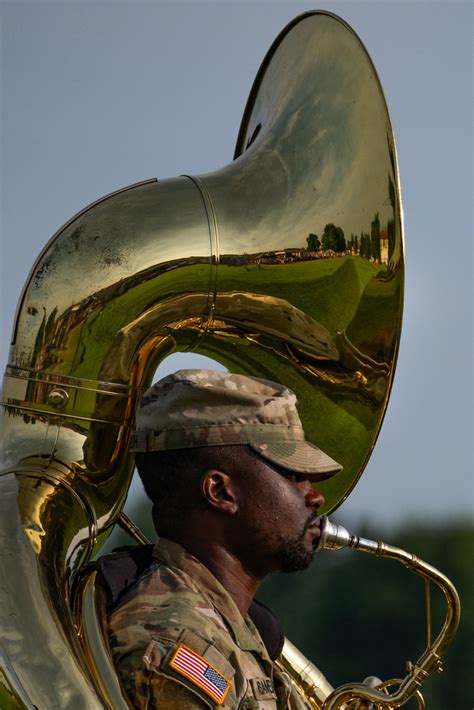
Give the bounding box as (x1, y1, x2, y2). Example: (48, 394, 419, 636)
(107, 369, 342, 708)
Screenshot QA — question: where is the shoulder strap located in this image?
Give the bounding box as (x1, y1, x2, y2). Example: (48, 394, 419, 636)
(86, 544, 155, 609)
(248, 599, 284, 661)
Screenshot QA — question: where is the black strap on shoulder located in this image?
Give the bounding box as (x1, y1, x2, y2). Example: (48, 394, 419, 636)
(249, 598, 285, 661)
(87, 544, 155, 610)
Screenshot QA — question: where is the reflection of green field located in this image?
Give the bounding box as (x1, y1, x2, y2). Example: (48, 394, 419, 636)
(346, 266, 402, 361)
(218, 257, 382, 332)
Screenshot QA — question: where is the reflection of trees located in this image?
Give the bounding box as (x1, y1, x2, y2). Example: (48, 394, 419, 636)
(361, 232, 372, 259)
(306, 233, 321, 251)
(321, 223, 346, 252)
(305, 214, 395, 266)
(26, 306, 58, 403)
(348, 234, 359, 255)
(306, 225, 346, 257)
(347, 212, 390, 265)
(387, 173, 396, 260)
(370, 212, 381, 262)
(341, 160, 400, 266)
(305, 176, 400, 269)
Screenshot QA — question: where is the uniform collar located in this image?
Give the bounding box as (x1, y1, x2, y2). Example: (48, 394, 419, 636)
(152, 537, 268, 655)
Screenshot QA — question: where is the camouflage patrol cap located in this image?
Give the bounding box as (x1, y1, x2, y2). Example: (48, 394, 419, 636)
(131, 370, 342, 481)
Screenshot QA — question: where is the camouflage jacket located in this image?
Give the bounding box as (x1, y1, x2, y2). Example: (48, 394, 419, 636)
(108, 538, 313, 709)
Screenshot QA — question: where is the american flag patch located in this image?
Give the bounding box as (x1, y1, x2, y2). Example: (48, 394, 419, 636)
(170, 643, 231, 704)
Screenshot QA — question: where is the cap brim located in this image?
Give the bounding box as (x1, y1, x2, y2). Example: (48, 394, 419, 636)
(249, 441, 342, 481)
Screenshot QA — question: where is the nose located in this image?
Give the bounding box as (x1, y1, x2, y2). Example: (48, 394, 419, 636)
(304, 482, 325, 510)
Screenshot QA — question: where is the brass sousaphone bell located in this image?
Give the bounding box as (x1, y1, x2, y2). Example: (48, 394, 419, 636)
(2, 10, 448, 709)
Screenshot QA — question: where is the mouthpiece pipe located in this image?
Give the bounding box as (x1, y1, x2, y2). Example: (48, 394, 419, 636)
(317, 516, 379, 553)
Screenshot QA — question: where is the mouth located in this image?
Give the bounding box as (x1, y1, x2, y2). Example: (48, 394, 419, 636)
(305, 516, 323, 548)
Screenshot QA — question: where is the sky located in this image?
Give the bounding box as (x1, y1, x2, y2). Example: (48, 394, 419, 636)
(1, 0, 472, 529)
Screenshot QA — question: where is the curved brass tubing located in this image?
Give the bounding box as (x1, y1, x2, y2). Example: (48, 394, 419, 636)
(311, 519, 461, 709)
(1, 11, 404, 708)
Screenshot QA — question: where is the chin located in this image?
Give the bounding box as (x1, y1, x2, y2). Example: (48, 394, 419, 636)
(276, 543, 315, 573)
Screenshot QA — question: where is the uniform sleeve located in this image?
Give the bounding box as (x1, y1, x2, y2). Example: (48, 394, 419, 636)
(146, 675, 212, 709)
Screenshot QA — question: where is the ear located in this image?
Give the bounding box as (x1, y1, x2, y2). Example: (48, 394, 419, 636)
(200, 469, 238, 515)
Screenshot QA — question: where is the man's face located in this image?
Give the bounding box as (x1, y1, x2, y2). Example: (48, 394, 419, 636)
(229, 447, 325, 576)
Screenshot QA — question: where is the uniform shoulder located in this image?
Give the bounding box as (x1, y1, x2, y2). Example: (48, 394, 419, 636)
(108, 561, 232, 659)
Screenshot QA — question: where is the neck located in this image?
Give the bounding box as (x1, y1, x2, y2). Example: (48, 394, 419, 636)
(166, 530, 262, 617)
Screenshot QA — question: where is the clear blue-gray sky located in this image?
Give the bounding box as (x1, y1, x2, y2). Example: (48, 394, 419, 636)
(1, 1, 472, 527)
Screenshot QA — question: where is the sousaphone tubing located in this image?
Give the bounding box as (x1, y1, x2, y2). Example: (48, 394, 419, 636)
(0, 11, 403, 708)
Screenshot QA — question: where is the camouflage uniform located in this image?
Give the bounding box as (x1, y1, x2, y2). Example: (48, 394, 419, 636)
(108, 537, 313, 709)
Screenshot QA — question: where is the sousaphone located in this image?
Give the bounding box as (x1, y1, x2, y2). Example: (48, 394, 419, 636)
(1, 10, 456, 710)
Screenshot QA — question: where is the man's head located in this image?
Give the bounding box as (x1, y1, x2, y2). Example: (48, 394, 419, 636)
(132, 370, 342, 575)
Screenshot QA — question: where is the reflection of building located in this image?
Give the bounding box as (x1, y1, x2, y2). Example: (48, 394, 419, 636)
(274, 248, 304, 263)
(380, 228, 388, 265)
(221, 248, 346, 267)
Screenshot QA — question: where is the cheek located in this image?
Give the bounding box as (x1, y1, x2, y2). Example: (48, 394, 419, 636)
(258, 481, 305, 528)
(239, 482, 284, 528)
(236, 463, 306, 530)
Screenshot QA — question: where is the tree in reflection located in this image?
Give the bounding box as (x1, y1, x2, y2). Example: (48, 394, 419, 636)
(359, 232, 371, 259)
(321, 224, 346, 253)
(370, 212, 381, 262)
(348, 234, 359, 255)
(306, 233, 321, 251)
(387, 173, 397, 260)
(357, 213, 387, 264)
